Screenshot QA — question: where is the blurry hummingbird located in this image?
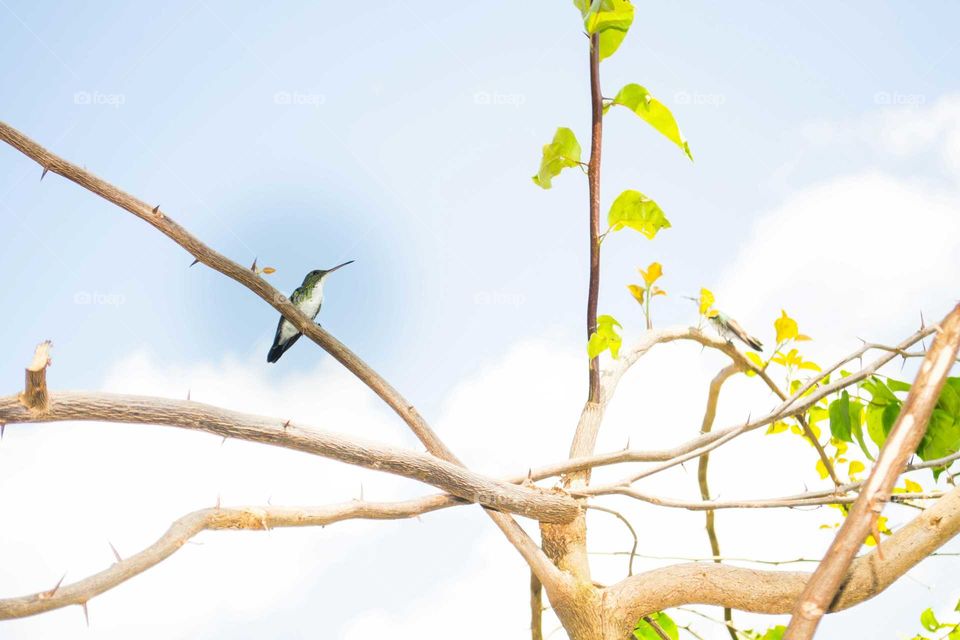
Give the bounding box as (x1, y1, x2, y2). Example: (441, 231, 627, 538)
(708, 310, 763, 352)
(267, 260, 353, 363)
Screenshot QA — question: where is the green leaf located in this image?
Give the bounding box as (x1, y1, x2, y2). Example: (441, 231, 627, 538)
(608, 83, 693, 160)
(918, 408, 960, 462)
(633, 612, 679, 640)
(532, 127, 582, 189)
(761, 626, 786, 640)
(829, 391, 853, 442)
(920, 608, 940, 632)
(588, 314, 623, 360)
(608, 189, 671, 239)
(575, 0, 635, 60)
(887, 377, 912, 393)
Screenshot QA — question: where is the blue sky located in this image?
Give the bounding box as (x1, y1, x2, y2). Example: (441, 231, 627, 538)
(1, 2, 960, 639)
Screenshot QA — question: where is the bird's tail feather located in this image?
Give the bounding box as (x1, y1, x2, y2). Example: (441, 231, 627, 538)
(267, 333, 301, 363)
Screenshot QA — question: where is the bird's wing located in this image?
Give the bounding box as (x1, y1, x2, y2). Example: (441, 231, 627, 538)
(289, 285, 307, 305)
(726, 316, 763, 350)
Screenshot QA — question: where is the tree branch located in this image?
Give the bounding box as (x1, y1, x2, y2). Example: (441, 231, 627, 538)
(0, 391, 577, 524)
(586, 31, 603, 404)
(0, 498, 456, 621)
(697, 364, 739, 640)
(784, 303, 960, 639)
(606, 481, 960, 631)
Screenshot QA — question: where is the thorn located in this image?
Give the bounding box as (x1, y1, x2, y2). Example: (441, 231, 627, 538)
(189, 258, 200, 268)
(39, 572, 67, 599)
(221, 435, 227, 446)
(282, 419, 291, 430)
(215, 494, 221, 509)
(41, 167, 49, 181)
(250, 257, 258, 272)
(186, 389, 191, 401)
(108, 541, 122, 563)
(359, 484, 364, 501)
(527, 468, 533, 480)
(81, 601, 89, 626)
(920, 310, 926, 330)
(625, 437, 631, 450)
(1, 423, 5, 440)
(152, 204, 160, 214)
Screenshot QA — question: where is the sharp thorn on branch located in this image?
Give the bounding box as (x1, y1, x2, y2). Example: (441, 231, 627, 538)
(186, 389, 191, 401)
(40, 572, 67, 600)
(41, 167, 49, 181)
(81, 601, 89, 627)
(0, 423, 5, 440)
(215, 494, 221, 509)
(221, 435, 227, 446)
(282, 419, 291, 430)
(108, 541, 122, 563)
(189, 258, 200, 268)
(152, 204, 160, 214)
(250, 257, 258, 272)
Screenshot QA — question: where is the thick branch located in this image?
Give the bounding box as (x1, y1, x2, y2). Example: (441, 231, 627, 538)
(606, 482, 960, 631)
(0, 391, 577, 524)
(785, 303, 960, 640)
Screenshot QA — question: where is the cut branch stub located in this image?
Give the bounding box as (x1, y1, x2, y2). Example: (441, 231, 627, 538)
(22, 341, 52, 412)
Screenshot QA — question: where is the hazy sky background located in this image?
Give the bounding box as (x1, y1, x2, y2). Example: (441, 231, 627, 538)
(1, 1, 959, 638)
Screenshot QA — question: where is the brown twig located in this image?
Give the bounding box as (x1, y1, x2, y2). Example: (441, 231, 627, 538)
(586, 32, 603, 404)
(784, 303, 960, 640)
(21, 341, 52, 412)
(697, 364, 739, 639)
(531, 572, 544, 640)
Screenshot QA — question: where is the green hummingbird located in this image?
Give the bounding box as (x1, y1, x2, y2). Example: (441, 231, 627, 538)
(708, 310, 763, 352)
(267, 260, 353, 363)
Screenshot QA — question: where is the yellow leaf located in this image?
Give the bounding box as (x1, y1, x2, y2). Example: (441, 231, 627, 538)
(774, 309, 799, 344)
(767, 421, 789, 435)
(640, 261, 662, 286)
(904, 478, 922, 493)
(849, 460, 865, 476)
(790, 424, 803, 435)
(796, 334, 813, 342)
(698, 287, 715, 316)
(627, 284, 645, 305)
(745, 351, 764, 377)
(799, 360, 822, 372)
(815, 459, 829, 480)
(651, 287, 667, 297)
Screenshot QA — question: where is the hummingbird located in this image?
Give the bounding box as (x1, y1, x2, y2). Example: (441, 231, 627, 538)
(708, 310, 763, 352)
(267, 260, 353, 363)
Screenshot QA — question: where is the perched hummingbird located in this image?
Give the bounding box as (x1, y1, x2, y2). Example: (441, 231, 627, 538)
(267, 260, 353, 363)
(708, 310, 763, 352)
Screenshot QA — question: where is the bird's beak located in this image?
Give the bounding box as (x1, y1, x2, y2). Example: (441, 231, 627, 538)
(326, 260, 354, 274)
